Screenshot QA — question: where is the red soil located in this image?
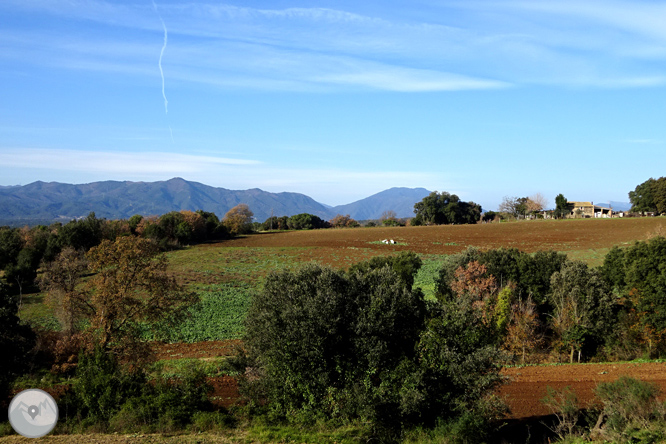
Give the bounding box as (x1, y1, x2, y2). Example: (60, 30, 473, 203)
(154, 341, 666, 419)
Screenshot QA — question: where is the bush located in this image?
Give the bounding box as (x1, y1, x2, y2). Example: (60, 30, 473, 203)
(110, 361, 212, 432)
(73, 347, 145, 421)
(541, 386, 581, 440)
(243, 263, 427, 428)
(191, 411, 234, 432)
(243, 257, 507, 439)
(594, 377, 664, 438)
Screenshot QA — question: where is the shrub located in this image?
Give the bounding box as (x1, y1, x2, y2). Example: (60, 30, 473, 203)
(243, 263, 427, 427)
(191, 411, 234, 432)
(73, 347, 145, 421)
(594, 377, 663, 437)
(541, 386, 581, 440)
(243, 257, 506, 439)
(115, 361, 212, 430)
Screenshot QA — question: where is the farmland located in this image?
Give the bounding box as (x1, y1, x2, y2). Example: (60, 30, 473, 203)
(8, 216, 666, 443)
(20, 217, 666, 341)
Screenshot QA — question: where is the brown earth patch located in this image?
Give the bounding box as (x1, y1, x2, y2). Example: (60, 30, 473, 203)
(500, 361, 666, 419)
(151, 341, 666, 420)
(221, 218, 665, 257)
(152, 340, 241, 361)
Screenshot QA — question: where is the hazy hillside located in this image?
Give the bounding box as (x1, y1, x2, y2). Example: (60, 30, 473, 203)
(0, 178, 331, 223)
(331, 187, 431, 220)
(0, 178, 431, 224)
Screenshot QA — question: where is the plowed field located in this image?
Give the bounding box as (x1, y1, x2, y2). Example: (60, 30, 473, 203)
(219, 217, 665, 267)
(150, 341, 666, 420)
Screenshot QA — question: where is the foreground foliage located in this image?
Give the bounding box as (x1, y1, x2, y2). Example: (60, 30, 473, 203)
(241, 253, 506, 441)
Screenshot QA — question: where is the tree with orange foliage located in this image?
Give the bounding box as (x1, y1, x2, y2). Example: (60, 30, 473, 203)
(83, 236, 196, 361)
(504, 296, 542, 364)
(223, 204, 254, 235)
(329, 214, 359, 228)
(180, 210, 207, 240)
(43, 237, 196, 368)
(450, 261, 498, 327)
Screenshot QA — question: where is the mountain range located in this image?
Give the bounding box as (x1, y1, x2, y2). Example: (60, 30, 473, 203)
(0, 178, 432, 224)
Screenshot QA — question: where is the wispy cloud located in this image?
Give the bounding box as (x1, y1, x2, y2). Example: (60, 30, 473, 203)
(151, 0, 169, 114)
(0, 148, 260, 175)
(2, 0, 665, 91)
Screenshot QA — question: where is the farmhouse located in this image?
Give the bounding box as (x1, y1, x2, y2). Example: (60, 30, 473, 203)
(566, 201, 614, 218)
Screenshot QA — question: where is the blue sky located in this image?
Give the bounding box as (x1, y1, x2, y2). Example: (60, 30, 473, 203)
(1, 0, 665, 209)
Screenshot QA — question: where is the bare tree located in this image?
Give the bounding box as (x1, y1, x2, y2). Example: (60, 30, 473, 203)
(526, 192, 547, 215)
(40, 247, 89, 336)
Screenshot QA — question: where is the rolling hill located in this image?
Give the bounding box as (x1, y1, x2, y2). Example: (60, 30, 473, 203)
(0, 178, 430, 224)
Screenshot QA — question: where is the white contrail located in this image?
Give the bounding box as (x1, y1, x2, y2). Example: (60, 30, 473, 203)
(152, 0, 168, 114)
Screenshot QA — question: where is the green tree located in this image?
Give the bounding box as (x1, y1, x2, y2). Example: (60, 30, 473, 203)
(599, 246, 626, 291)
(196, 210, 227, 239)
(482, 211, 497, 222)
(654, 177, 666, 215)
(381, 210, 400, 226)
(287, 213, 328, 230)
(40, 247, 89, 335)
(498, 196, 528, 218)
(73, 347, 145, 421)
(128, 214, 144, 234)
(412, 191, 481, 225)
(436, 247, 567, 306)
(622, 237, 666, 351)
(244, 264, 426, 427)
(348, 251, 423, 290)
(517, 250, 568, 305)
(417, 296, 507, 427)
(548, 261, 615, 362)
(629, 178, 658, 213)
(242, 257, 505, 437)
(59, 212, 105, 251)
(554, 194, 569, 219)
(0, 283, 35, 414)
(262, 215, 289, 231)
(156, 211, 189, 245)
(4, 247, 42, 307)
(0, 228, 24, 269)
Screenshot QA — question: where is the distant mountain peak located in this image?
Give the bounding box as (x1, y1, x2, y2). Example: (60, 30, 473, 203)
(0, 178, 431, 224)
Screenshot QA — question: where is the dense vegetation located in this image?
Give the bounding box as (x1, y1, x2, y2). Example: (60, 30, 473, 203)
(2, 196, 666, 441)
(411, 191, 482, 225)
(432, 239, 666, 363)
(239, 252, 505, 441)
